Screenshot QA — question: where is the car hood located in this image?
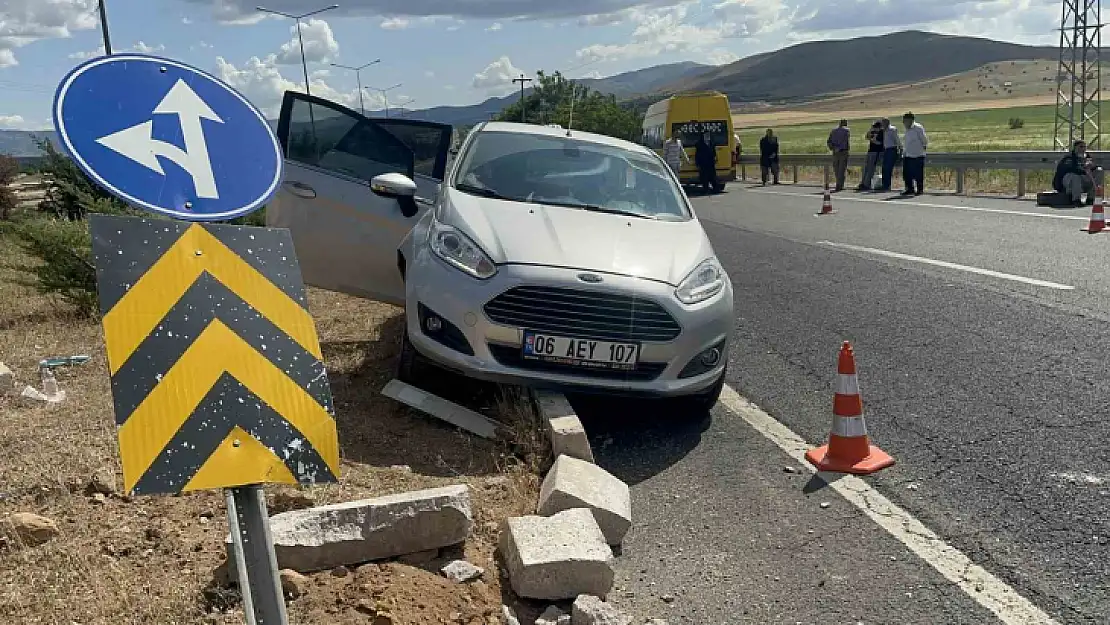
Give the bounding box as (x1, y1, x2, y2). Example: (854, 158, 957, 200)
(439, 187, 714, 286)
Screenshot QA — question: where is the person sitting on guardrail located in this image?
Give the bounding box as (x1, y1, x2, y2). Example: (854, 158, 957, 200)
(1053, 139, 1096, 207)
(858, 121, 884, 191)
(759, 129, 780, 185)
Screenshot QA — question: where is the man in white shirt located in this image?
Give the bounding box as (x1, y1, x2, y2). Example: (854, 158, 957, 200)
(901, 111, 928, 196)
(880, 118, 901, 191)
(662, 135, 691, 179)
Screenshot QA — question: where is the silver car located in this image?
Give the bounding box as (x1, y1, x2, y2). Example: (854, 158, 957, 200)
(268, 91, 734, 410)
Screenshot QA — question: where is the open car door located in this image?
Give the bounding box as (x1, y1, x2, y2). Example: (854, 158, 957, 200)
(267, 92, 450, 306)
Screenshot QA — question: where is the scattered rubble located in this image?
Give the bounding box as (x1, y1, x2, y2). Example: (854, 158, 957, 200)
(441, 559, 484, 583)
(500, 508, 615, 600)
(3, 512, 60, 546)
(571, 594, 632, 625)
(536, 605, 572, 625)
(279, 569, 310, 598)
(502, 604, 522, 625)
(537, 391, 595, 463)
(227, 485, 473, 573)
(0, 362, 12, 392)
(85, 468, 116, 496)
(538, 455, 632, 546)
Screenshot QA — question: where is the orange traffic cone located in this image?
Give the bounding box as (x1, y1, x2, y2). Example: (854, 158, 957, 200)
(805, 342, 895, 475)
(1082, 175, 1105, 233)
(817, 184, 835, 215)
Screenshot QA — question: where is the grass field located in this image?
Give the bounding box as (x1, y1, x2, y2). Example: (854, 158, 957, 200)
(736, 102, 1110, 155)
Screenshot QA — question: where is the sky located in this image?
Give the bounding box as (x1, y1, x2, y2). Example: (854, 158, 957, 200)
(0, 0, 1062, 130)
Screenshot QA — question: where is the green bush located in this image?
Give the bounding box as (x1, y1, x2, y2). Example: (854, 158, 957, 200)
(0, 154, 17, 220)
(1009, 117, 1026, 130)
(1, 216, 98, 317)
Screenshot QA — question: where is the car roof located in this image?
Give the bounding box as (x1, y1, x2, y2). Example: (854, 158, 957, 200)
(477, 121, 653, 157)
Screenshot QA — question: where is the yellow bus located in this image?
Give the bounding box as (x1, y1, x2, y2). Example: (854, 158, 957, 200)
(641, 91, 737, 190)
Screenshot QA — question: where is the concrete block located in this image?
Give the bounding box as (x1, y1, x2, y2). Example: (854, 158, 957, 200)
(537, 391, 594, 463)
(571, 595, 632, 625)
(499, 508, 614, 601)
(536, 605, 571, 625)
(538, 455, 631, 546)
(228, 485, 472, 573)
(0, 363, 13, 393)
(382, 379, 501, 439)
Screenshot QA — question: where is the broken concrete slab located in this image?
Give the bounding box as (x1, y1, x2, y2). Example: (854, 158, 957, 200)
(536, 605, 571, 625)
(499, 508, 614, 601)
(0, 363, 13, 393)
(227, 485, 473, 573)
(571, 595, 632, 625)
(381, 379, 501, 439)
(537, 391, 595, 463)
(538, 455, 632, 546)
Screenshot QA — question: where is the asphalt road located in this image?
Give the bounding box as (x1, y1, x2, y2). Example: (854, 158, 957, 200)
(571, 184, 1110, 624)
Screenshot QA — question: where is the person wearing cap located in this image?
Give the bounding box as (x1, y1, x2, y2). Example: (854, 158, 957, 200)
(901, 112, 928, 196)
(826, 119, 851, 192)
(858, 120, 884, 191)
(1053, 139, 1096, 207)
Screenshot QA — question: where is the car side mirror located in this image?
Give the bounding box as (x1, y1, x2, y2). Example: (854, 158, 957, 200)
(371, 172, 419, 218)
(371, 172, 417, 198)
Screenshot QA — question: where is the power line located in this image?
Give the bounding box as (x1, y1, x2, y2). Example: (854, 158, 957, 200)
(512, 73, 533, 122)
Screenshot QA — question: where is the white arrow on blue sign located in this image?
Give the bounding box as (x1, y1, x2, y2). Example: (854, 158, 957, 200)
(53, 54, 283, 222)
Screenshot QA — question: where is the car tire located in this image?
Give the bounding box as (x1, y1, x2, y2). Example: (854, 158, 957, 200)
(396, 328, 432, 384)
(673, 366, 727, 414)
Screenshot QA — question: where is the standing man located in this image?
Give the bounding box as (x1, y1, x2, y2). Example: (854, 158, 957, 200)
(880, 118, 901, 191)
(694, 131, 720, 193)
(901, 111, 928, 196)
(858, 120, 884, 191)
(662, 134, 691, 180)
(827, 119, 851, 191)
(759, 128, 780, 185)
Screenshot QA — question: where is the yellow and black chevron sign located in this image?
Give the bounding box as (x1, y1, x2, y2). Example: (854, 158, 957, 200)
(89, 214, 339, 496)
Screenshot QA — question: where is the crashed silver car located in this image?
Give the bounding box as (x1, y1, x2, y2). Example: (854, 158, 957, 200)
(268, 92, 734, 410)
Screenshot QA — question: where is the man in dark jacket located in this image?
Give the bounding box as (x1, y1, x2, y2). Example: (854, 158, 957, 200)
(695, 132, 719, 193)
(858, 121, 884, 191)
(759, 128, 780, 185)
(1053, 139, 1095, 207)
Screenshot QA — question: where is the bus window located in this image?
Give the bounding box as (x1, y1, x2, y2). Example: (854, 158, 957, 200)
(671, 120, 729, 147)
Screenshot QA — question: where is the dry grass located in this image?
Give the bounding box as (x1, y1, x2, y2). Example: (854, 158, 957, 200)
(0, 232, 542, 625)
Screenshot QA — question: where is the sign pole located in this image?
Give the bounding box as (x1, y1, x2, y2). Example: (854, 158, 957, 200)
(227, 484, 288, 625)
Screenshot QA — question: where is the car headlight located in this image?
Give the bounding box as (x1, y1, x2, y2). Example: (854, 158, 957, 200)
(675, 257, 725, 304)
(428, 220, 497, 279)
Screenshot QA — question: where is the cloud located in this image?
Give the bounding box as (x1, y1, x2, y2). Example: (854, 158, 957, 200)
(380, 16, 409, 29)
(487, 22, 503, 31)
(706, 48, 740, 65)
(274, 18, 339, 64)
(424, 70, 436, 78)
(181, 0, 681, 22)
(0, 0, 100, 67)
(575, 3, 745, 63)
(0, 115, 25, 128)
(472, 56, 527, 92)
(182, 16, 194, 25)
(69, 41, 167, 60)
(215, 56, 380, 117)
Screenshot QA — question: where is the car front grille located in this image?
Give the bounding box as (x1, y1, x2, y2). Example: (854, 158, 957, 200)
(482, 286, 681, 343)
(487, 344, 667, 382)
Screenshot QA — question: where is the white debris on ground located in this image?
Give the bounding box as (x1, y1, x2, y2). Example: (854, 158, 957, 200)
(441, 559, 484, 583)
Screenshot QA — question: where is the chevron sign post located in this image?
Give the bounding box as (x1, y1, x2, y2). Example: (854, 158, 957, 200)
(57, 55, 311, 625)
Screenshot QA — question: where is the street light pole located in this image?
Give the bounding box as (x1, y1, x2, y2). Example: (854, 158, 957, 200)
(395, 98, 415, 118)
(512, 73, 533, 123)
(368, 83, 402, 117)
(331, 59, 381, 115)
(98, 0, 113, 55)
(256, 4, 340, 97)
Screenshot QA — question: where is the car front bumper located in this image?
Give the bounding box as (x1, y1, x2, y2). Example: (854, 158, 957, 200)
(403, 242, 734, 398)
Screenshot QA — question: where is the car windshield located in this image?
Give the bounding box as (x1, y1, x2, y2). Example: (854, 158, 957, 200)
(452, 130, 690, 220)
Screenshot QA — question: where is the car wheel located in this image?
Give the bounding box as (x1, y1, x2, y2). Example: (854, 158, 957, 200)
(672, 366, 727, 414)
(396, 328, 432, 384)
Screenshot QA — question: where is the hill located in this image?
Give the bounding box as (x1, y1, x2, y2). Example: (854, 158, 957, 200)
(663, 30, 1060, 104)
(403, 61, 711, 125)
(0, 130, 56, 158)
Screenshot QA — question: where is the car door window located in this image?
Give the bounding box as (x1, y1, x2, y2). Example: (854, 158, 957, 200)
(279, 93, 414, 181)
(372, 119, 453, 181)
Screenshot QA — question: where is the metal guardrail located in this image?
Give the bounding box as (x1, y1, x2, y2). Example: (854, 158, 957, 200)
(736, 151, 1105, 196)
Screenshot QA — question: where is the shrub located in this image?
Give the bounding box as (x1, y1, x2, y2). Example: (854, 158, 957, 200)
(1009, 117, 1026, 130)
(1, 216, 99, 317)
(35, 138, 133, 220)
(0, 154, 17, 220)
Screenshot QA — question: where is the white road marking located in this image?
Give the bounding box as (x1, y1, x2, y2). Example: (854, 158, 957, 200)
(744, 187, 1089, 221)
(817, 241, 1075, 290)
(1050, 471, 1107, 486)
(717, 384, 1061, 625)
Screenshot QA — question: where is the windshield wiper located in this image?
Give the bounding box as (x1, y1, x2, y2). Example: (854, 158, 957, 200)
(544, 201, 652, 219)
(454, 182, 516, 201)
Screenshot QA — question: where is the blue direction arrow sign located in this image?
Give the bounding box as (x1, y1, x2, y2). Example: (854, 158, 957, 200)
(53, 54, 283, 221)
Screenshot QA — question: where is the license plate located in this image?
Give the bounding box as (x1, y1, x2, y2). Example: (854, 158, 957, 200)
(522, 331, 639, 371)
